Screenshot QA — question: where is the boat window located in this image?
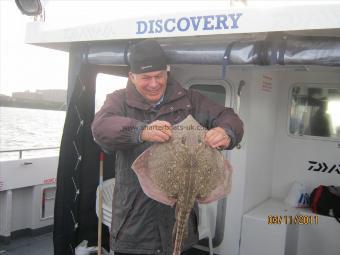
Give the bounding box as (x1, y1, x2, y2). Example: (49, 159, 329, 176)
(289, 85, 340, 139)
(95, 73, 128, 113)
(189, 84, 226, 106)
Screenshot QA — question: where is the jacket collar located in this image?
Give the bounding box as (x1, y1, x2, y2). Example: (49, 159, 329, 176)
(126, 76, 186, 110)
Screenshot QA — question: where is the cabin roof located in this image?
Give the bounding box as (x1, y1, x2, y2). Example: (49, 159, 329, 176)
(25, 4, 340, 52)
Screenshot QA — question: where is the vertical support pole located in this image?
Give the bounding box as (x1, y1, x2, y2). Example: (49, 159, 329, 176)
(97, 152, 104, 255)
(0, 190, 13, 243)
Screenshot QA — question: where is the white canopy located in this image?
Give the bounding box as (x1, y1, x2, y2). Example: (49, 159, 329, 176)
(25, 4, 340, 51)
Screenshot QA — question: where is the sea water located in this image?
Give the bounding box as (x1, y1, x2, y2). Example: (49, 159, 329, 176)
(0, 107, 66, 161)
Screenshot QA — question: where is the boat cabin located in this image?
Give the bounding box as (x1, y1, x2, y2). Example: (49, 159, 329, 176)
(1, 1, 340, 255)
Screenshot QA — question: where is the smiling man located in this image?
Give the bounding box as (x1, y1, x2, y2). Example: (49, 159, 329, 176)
(91, 39, 243, 255)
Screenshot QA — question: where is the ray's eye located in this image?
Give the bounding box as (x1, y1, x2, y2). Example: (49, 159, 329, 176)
(197, 137, 202, 144)
(181, 136, 186, 145)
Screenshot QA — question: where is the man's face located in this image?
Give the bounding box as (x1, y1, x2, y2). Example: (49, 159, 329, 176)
(129, 70, 168, 103)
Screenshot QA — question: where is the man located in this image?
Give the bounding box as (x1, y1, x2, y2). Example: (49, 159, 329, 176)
(92, 39, 243, 255)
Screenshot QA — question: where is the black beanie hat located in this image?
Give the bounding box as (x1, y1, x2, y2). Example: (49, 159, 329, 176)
(129, 39, 167, 74)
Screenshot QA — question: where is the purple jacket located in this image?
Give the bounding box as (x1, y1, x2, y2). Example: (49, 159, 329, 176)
(91, 78, 243, 254)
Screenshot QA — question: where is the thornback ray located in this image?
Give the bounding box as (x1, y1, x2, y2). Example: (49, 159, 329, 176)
(131, 115, 232, 255)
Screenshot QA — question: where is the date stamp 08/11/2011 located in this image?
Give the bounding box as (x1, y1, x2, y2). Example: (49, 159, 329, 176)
(267, 215, 319, 225)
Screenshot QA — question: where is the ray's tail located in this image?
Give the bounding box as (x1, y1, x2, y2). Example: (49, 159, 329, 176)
(173, 207, 190, 255)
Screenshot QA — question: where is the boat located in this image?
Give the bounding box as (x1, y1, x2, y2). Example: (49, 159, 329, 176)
(1, 0, 340, 254)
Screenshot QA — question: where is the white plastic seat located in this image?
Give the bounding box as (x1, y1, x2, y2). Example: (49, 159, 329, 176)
(96, 178, 115, 229)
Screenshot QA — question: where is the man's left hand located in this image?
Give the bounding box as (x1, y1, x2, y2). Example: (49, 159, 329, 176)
(204, 127, 231, 149)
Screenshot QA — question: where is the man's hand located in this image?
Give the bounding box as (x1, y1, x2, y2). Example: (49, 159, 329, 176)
(140, 120, 172, 143)
(204, 127, 231, 149)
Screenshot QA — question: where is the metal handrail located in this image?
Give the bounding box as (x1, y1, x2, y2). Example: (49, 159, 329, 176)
(0, 147, 60, 159)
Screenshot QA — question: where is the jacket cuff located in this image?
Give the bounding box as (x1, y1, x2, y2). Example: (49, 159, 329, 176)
(134, 121, 148, 144)
(224, 127, 236, 150)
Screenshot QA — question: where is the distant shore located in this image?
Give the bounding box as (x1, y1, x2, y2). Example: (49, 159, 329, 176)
(0, 97, 66, 111)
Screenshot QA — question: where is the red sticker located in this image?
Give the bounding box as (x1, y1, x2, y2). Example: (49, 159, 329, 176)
(43, 178, 56, 185)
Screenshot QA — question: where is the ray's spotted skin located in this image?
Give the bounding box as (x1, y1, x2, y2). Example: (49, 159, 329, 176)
(132, 115, 232, 255)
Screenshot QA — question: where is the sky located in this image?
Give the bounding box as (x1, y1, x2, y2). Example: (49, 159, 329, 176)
(0, 0, 229, 96)
(0, 0, 337, 97)
(0, 1, 68, 96)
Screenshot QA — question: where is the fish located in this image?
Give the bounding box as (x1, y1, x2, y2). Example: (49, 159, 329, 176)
(131, 115, 232, 255)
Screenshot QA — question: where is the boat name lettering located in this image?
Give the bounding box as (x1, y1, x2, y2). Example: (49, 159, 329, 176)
(136, 13, 243, 34)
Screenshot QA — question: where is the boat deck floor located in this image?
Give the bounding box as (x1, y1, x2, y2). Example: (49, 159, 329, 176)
(0, 232, 53, 255)
(0, 232, 211, 255)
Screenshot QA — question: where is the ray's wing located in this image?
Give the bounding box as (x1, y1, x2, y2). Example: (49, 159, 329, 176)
(196, 148, 233, 204)
(131, 138, 183, 206)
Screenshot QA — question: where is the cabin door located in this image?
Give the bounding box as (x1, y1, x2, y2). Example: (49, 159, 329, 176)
(185, 79, 232, 248)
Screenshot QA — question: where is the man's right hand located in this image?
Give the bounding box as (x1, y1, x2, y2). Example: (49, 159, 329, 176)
(140, 120, 172, 142)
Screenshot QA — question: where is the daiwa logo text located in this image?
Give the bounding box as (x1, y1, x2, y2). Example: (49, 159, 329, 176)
(136, 13, 242, 34)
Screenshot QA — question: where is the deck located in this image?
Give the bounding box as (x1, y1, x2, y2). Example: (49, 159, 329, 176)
(0, 232, 212, 255)
(0, 232, 53, 255)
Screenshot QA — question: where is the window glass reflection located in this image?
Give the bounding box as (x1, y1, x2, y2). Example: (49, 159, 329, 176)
(190, 85, 226, 106)
(290, 86, 340, 139)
